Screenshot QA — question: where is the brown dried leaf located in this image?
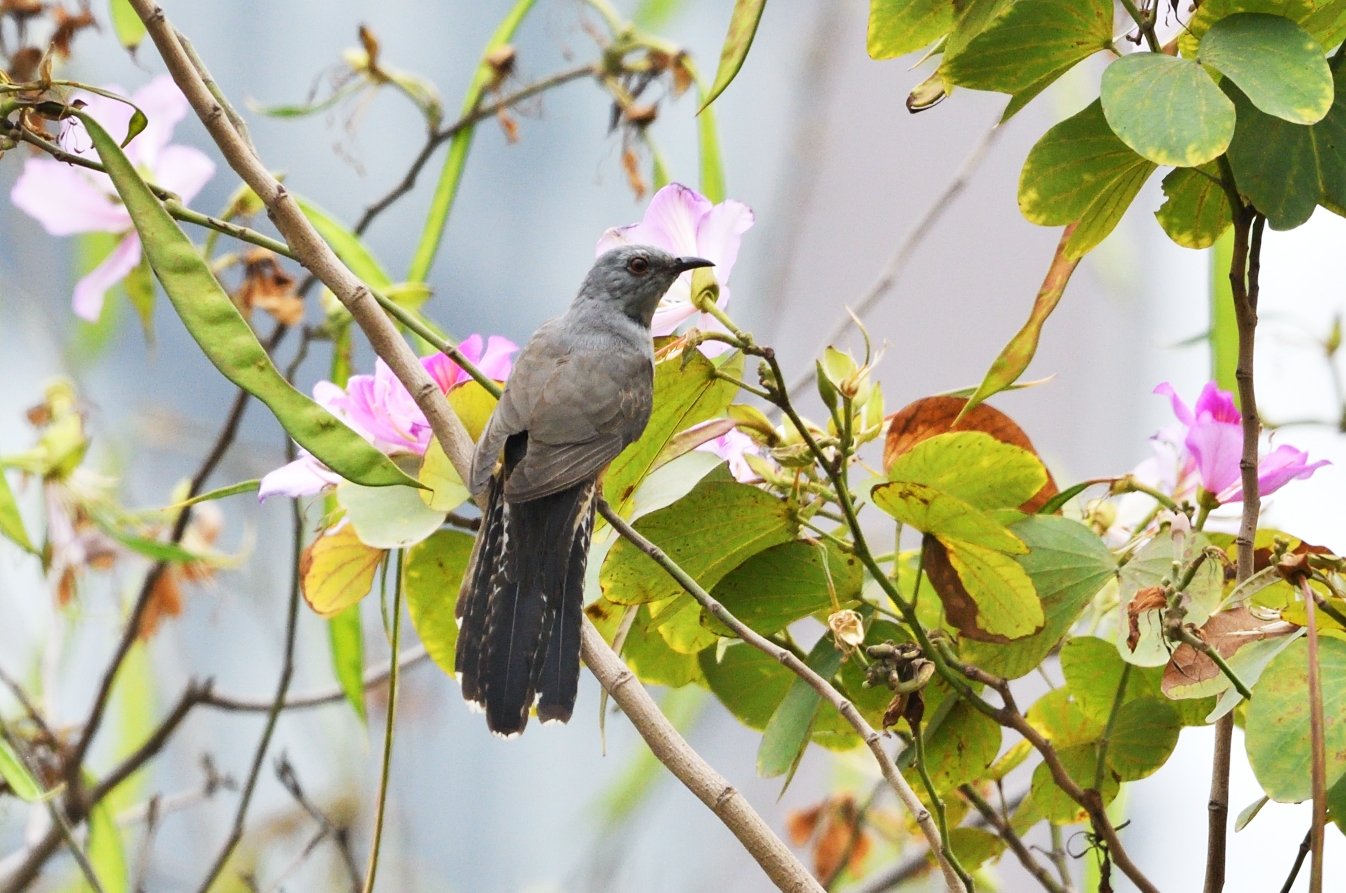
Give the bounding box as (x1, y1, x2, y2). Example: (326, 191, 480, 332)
(235, 249, 304, 325)
(8, 46, 41, 83)
(785, 803, 822, 846)
(622, 147, 648, 200)
(496, 109, 520, 144)
(1127, 585, 1167, 653)
(358, 24, 381, 71)
(49, 8, 95, 58)
(139, 569, 183, 640)
(1162, 607, 1292, 695)
(671, 52, 694, 98)
(883, 395, 1059, 512)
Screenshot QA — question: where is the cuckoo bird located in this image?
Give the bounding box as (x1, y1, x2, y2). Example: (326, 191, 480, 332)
(456, 245, 714, 737)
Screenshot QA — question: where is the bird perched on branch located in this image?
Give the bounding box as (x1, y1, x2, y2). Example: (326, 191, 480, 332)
(456, 245, 714, 737)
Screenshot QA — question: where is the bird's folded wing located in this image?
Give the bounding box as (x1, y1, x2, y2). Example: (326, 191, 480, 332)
(503, 433, 626, 502)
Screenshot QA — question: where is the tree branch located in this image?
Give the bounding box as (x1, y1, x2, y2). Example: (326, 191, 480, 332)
(959, 785, 1064, 893)
(597, 501, 964, 893)
(579, 619, 824, 893)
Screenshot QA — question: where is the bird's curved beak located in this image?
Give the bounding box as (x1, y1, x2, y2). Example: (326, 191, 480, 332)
(672, 256, 715, 273)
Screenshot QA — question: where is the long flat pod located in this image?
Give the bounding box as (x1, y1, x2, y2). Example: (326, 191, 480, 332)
(78, 111, 416, 489)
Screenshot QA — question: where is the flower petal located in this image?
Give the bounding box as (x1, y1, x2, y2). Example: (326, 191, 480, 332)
(151, 145, 215, 204)
(129, 75, 191, 168)
(597, 183, 711, 258)
(650, 296, 699, 336)
(1153, 382, 1194, 427)
(476, 335, 519, 381)
(1242, 445, 1329, 500)
(11, 158, 128, 235)
(1184, 415, 1243, 496)
(259, 452, 342, 501)
(696, 427, 762, 482)
(73, 234, 142, 322)
(694, 199, 754, 279)
(1193, 381, 1240, 425)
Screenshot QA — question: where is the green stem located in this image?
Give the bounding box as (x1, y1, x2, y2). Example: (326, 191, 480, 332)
(362, 550, 404, 893)
(368, 290, 500, 396)
(1117, 0, 1160, 51)
(406, 0, 538, 282)
(1095, 664, 1132, 791)
(912, 723, 974, 893)
(1177, 627, 1253, 700)
(1113, 476, 1183, 515)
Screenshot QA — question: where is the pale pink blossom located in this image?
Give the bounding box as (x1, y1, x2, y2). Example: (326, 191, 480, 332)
(596, 183, 753, 353)
(1154, 382, 1328, 504)
(696, 426, 763, 483)
(259, 335, 517, 501)
(11, 76, 215, 321)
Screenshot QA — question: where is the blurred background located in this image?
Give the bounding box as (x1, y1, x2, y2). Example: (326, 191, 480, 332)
(1, 0, 1344, 891)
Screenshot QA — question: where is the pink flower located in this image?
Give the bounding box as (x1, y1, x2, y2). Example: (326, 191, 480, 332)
(11, 76, 216, 321)
(696, 426, 764, 483)
(1154, 382, 1328, 504)
(259, 335, 517, 501)
(596, 183, 754, 353)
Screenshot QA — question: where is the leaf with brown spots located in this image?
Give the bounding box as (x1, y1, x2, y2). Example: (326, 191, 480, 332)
(923, 535, 1043, 643)
(883, 395, 1058, 511)
(1162, 607, 1295, 697)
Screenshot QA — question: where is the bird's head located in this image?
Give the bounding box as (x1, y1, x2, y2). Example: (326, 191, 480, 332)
(581, 245, 714, 329)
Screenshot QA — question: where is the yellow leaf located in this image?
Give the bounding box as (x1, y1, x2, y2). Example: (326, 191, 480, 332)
(300, 521, 385, 617)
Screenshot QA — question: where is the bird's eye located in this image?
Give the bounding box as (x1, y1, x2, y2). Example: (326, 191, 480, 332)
(627, 256, 650, 275)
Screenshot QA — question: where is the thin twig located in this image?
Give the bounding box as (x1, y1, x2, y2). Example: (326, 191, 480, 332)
(597, 501, 964, 893)
(360, 551, 403, 893)
(191, 496, 304, 893)
(1277, 829, 1313, 893)
(202, 645, 430, 713)
(1302, 580, 1326, 893)
(960, 785, 1064, 893)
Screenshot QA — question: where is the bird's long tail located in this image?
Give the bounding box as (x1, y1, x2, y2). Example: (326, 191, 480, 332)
(455, 456, 596, 737)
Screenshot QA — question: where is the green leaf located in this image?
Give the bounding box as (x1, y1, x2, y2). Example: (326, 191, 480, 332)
(78, 112, 418, 491)
(327, 605, 366, 721)
(1235, 794, 1270, 831)
(701, 0, 768, 110)
(101, 527, 207, 564)
(1156, 164, 1234, 249)
(1225, 66, 1346, 229)
(1060, 636, 1163, 723)
(1117, 529, 1222, 666)
(84, 799, 128, 893)
(940, 0, 1112, 95)
(404, 529, 474, 679)
(887, 431, 1047, 510)
(1106, 696, 1181, 781)
(623, 603, 707, 687)
(707, 540, 861, 637)
(604, 350, 740, 518)
(650, 596, 721, 654)
(867, 0, 956, 59)
(602, 470, 796, 606)
(1027, 687, 1103, 747)
(408, 0, 538, 282)
(1031, 742, 1119, 824)
(337, 476, 446, 550)
(1199, 13, 1333, 124)
(1017, 100, 1157, 257)
(0, 738, 44, 801)
(961, 229, 1081, 413)
(943, 827, 1007, 872)
(758, 637, 842, 779)
(931, 536, 1044, 640)
(944, 0, 1014, 60)
(123, 252, 155, 342)
(0, 468, 34, 554)
(1303, 0, 1346, 47)
(909, 698, 1001, 792)
(962, 516, 1117, 679)
(1179, 0, 1317, 57)
(701, 641, 793, 730)
(109, 0, 146, 51)
(872, 482, 1026, 553)
(1329, 771, 1346, 836)
(697, 86, 727, 203)
(1246, 636, 1346, 802)
(294, 195, 392, 290)
(1100, 53, 1236, 167)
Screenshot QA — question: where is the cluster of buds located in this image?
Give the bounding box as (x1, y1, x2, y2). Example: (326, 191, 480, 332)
(864, 640, 936, 730)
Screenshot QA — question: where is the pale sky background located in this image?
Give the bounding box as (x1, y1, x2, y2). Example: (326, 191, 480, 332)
(0, 1, 1343, 891)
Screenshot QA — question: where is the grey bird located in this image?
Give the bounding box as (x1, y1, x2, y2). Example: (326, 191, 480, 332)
(456, 244, 714, 737)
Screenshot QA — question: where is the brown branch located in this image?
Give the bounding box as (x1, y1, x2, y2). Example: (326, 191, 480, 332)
(579, 619, 823, 893)
(597, 501, 964, 893)
(1278, 829, 1313, 893)
(202, 646, 430, 713)
(126, 0, 479, 488)
(960, 785, 1065, 893)
(352, 63, 598, 237)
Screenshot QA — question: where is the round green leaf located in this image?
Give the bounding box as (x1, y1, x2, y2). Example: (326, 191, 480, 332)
(624, 604, 706, 687)
(867, 0, 955, 59)
(1100, 53, 1236, 166)
(337, 479, 447, 549)
(709, 540, 862, 637)
(404, 529, 475, 677)
(700, 641, 792, 730)
(887, 431, 1047, 511)
(1199, 13, 1332, 124)
(1106, 696, 1181, 781)
(1246, 636, 1346, 803)
(1060, 636, 1163, 723)
(1031, 742, 1119, 824)
(941, 0, 1113, 95)
(1156, 164, 1234, 248)
(1026, 687, 1104, 747)
(909, 699, 1002, 792)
